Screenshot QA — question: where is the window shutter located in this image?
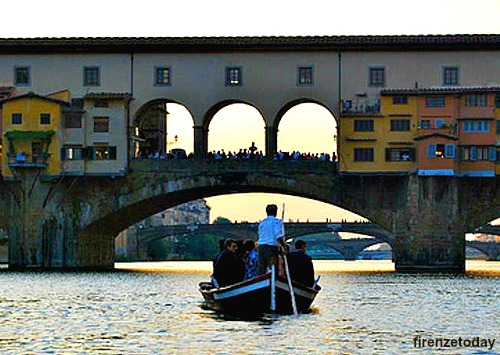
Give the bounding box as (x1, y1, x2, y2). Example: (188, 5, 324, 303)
(470, 147, 477, 161)
(483, 121, 490, 133)
(445, 144, 455, 158)
(489, 147, 496, 161)
(110, 147, 117, 160)
(427, 144, 436, 158)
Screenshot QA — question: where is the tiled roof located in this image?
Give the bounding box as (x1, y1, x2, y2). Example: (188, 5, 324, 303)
(1, 35, 500, 53)
(0, 91, 70, 105)
(381, 87, 500, 96)
(84, 92, 132, 100)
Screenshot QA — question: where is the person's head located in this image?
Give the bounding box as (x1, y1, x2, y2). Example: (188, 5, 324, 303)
(284, 243, 291, 254)
(266, 204, 278, 217)
(295, 239, 307, 251)
(225, 239, 237, 252)
(218, 238, 226, 251)
(243, 239, 256, 253)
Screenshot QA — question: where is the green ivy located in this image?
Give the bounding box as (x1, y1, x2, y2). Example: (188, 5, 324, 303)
(4, 130, 55, 140)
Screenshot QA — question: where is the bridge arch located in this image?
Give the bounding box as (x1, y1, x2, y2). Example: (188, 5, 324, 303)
(326, 239, 389, 261)
(76, 163, 377, 240)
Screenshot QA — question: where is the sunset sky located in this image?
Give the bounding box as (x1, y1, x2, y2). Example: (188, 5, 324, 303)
(5, 0, 500, 223)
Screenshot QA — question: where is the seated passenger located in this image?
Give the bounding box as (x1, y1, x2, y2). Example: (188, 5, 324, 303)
(213, 239, 245, 287)
(286, 240, 315, 287)
(242, 240, 258, 280)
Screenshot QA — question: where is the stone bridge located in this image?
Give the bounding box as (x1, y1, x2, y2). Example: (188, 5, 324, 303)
(134, 220, 500, 262)
(137, 221, 395, 245)
(466, 241, 500, 261)
(135, 221, 394, 261)
(5, 159, 500, 272)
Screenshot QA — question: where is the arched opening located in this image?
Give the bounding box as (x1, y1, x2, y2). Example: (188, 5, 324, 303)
(207, 103, 265, 156)
(277, 101, 337, 161)
(115, 199, 211, 261)
(358, 242, 393, 261)
(466, 247, 488, 260)
(133, 100, 194, 158)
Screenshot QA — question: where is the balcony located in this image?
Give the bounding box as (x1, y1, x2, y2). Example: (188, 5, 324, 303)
(341, 98, 381, 116)
(8, 153, 48, 168)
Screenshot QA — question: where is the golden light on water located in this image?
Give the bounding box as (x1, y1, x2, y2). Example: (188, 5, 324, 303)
(115, 260, 500, 276)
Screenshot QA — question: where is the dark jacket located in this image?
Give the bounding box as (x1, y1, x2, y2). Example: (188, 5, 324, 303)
(213, 250, 245, 287)
(287, 250, 315, 287)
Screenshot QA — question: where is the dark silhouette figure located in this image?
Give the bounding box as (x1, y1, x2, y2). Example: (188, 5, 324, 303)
(213, 239, 245, 287)
(287, 239, 315, 287)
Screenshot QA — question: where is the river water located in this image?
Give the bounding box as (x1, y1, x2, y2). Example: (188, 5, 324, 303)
(0, 260, 499, 354)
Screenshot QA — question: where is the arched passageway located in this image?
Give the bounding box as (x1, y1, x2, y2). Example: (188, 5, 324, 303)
(206, 102, 266, 156)
(133, 99, 194, 158)
(275, 100, 337, 160)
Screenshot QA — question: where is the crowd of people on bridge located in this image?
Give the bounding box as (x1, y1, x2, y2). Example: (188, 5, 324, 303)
(212, 204, 316, 288)
(136, 142, 337, 162)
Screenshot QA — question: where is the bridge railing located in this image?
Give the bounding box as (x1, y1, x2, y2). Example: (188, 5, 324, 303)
(130, 159, 337, 174)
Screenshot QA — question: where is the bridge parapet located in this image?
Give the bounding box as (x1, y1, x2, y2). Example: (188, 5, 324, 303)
(130, 159, 336, 175)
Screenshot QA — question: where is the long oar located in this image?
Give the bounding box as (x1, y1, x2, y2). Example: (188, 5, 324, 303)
(282, 251, 298, 315)
(281, 203, 298, 315)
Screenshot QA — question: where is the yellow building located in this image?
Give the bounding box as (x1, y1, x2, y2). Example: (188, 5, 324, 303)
(339, 93, 418, 175)
(0, 92, 69, 179)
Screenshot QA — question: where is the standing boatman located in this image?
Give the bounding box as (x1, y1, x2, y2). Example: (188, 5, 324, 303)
(257, 204, 286, 275)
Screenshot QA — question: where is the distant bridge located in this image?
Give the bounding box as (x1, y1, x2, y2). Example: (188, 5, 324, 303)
(137, 221, 395, 245)
(466, 241, 500, 261)
(133, 221, 500, 261)
(133, 221, 395, 261)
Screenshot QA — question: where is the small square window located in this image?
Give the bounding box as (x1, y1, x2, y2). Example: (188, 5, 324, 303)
(354, 148, 374, 162)
(354, 119, 374, 131)
(226, 67, 242, 86)
(12, 113, 22, 125)
(155, 67, 171, 86)
(392, 96, 408, 105)
(14, 67, 30, 86)
(40, 113, 51, 125)
(369, 67, 385, 87)
(426, 96, 445, 107)
(465, 94, 487, 107)
(88, 145, 116, 160)
(84, 66, 100, 86)
(390, 119, 410, 131)
(65, 113, 82, 128)
(93, 117, 109, 132)
(443, 66, 459, 86)
(419, 120, 431, 129)
(61, 146, 85, 160)
(297, 66, 314, 86)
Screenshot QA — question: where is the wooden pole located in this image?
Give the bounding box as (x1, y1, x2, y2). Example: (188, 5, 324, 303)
(283, 252, 298, 316)
(280, 202, 298, 315)
(270, 264, 276, 313)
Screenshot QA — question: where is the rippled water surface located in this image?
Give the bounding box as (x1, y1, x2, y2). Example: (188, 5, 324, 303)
(0, 260, 499, 354)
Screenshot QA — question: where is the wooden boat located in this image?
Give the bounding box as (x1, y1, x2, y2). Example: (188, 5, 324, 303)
(199, 271, 320, 316)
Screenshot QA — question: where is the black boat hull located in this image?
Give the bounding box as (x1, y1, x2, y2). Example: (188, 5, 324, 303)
(200, 273, 319, 316)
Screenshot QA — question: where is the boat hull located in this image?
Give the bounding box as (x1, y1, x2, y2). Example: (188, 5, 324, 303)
(200, 273, 319, 316)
